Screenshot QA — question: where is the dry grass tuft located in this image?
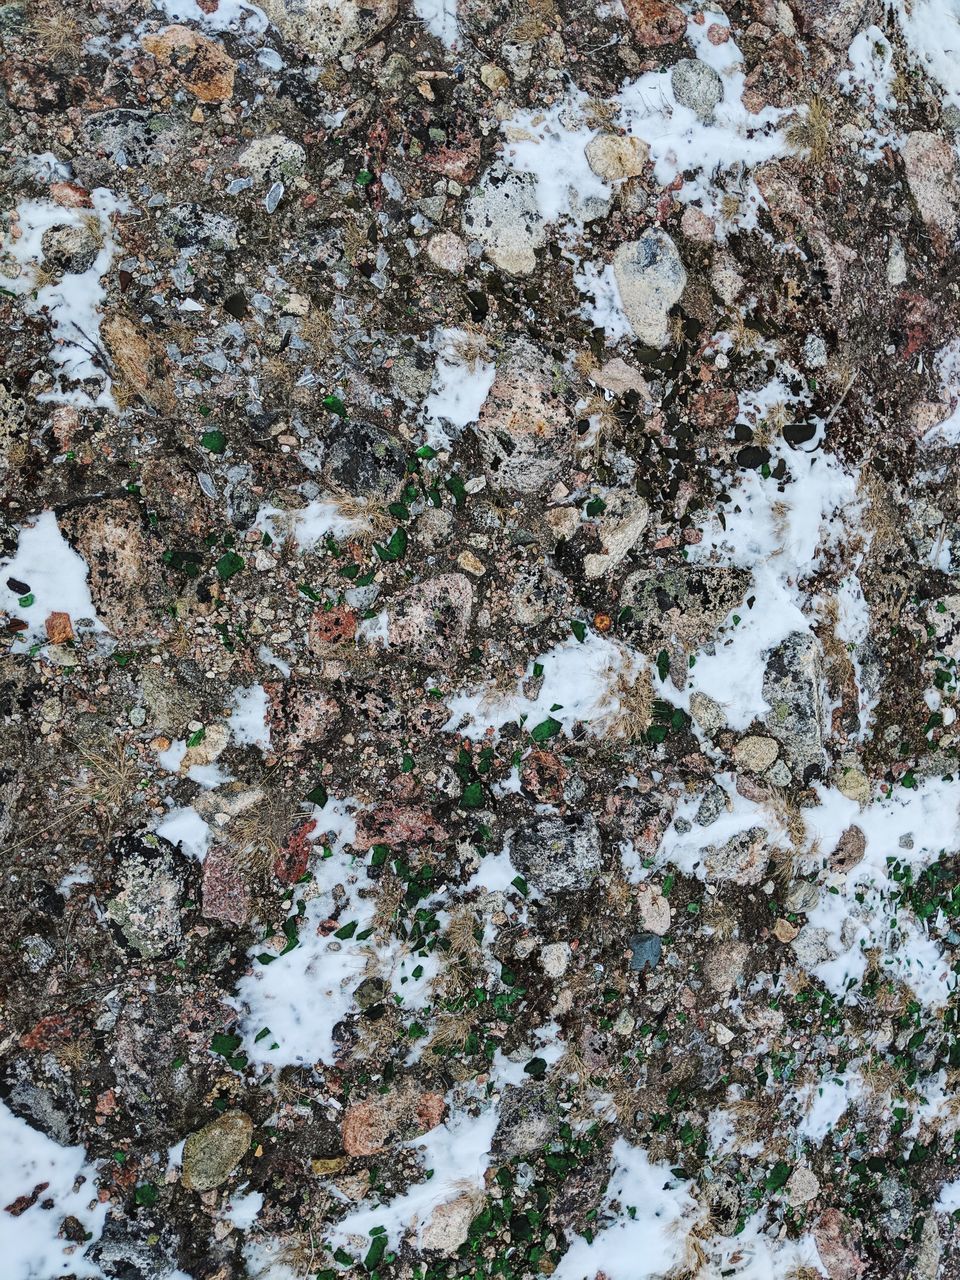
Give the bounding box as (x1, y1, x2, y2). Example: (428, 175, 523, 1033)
(786, 96, 833, 166)
(30, 3, 82, 63)
(609, 665, 654, 740)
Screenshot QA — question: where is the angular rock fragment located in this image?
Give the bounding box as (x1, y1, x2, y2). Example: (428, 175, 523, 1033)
(511, 813, 602, 893)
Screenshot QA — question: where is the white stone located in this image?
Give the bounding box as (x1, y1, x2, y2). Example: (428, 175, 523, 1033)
(612, 230, 686, 348)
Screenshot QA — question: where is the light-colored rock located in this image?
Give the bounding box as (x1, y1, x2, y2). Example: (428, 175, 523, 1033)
(584, 134, 649, 181)
(238, 134, 306, 184)
(773, 917, 799, 943)
(671, 58, 723, 119)
(690, 691, 726, 736)
(540, 941, 570, 977)
(271, 0, 398, 61)
(427, 231, 468, 274)
(706, 940, 749, 993)
(385, 573, 475, 667)
(480, 63, 509, 93)
(612, 230, 686, 348)
(463, 163, 546, 275)
(457, 550, 485, 576)
(732, 734, 779, 772)
(902, 131, 960, 255)
(634, 881, 671, 935)
(182, 1110, 253, 1192)
(474, 339, 572, 492)
(704, 825, 769, 884)
(584, 496, 649, 579)
(787, 1166, 821, 1206)
(589, 357, 651, 398)
(419, 1192, 484, 1254)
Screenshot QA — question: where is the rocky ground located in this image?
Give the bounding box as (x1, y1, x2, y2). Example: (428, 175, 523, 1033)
(5, 0, 960, 1276)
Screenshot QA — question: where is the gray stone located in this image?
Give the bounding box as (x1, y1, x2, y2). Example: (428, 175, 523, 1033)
(703, 825, 769, 884)
(41, 224, 100, 275)
(492, 1083, 558, 1159)
(695, 783, 726, 827)
(784, 880, 820, 913)
(463, 163, 546, 275)
(511, 813, 602, 894)
(902, 131, 960, 255)
(690, 692, 726, 738)
(790, 925, 838, 969)
(671, 59, 723, 120)
(628, 931, 662, 971)
(622, 565, 749, 653)
(163, 204, 239, 252)
(105, 833, 189, 958)
(353, 976, 388, 1010)
(612, 230, 686, 348)
(762, 631, 827, 781)
(324, 419, 406, 502)
(385, 573, 475, 668)
(182, 1109, 253, 1192)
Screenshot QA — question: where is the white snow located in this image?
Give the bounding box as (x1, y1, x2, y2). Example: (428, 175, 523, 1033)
(840, 25, 897, 111)
(332, 1104, 498, 1253)
(155, 0, 268, 33)
(502, 90, 612, 228)
(553, 1142, 695, 1280)
(223, 1187, 264, 1229)
(230, 684, 272, 750)
(0, 510, 103, 641)
(154, 806, 211, 861)
(922, 336, 960, 445)
(890, 0, 960, 110)
(2, 189, 126, 408)
(795, 778, 960, 1004)
(614, 15, 790, 228)
(936, 1178, 960, 1213)
(444, 632, 644, 740)
(254, 499, 367, 549)
(418, 328, 495, 448)
(413, 0, 458, 48)
(0, 1100, 107, 1279)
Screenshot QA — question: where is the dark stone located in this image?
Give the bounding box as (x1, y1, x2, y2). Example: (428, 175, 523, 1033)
(324, 420, 406, 502)
(628, 931, 662, 972)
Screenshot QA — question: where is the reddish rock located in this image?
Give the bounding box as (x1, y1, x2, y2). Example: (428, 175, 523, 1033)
(274, 819, 316, 885)
(813, 1210, 867, 1280)
(266, 682, 340, 753)
(309, 604, 357, 647)
(141, 25, 235, 103)
(690, 388, 738, 430)
(352, 804, 446, 851)
(622, 0, 685, 45)
(415, 1092, 447, 1133)
(342, 1099, 392, 1157)
(520, 750, 569, 805)
(44, 611, 74, 644)
(202, 845, 250, 926)
(49, 181, 93, 208)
